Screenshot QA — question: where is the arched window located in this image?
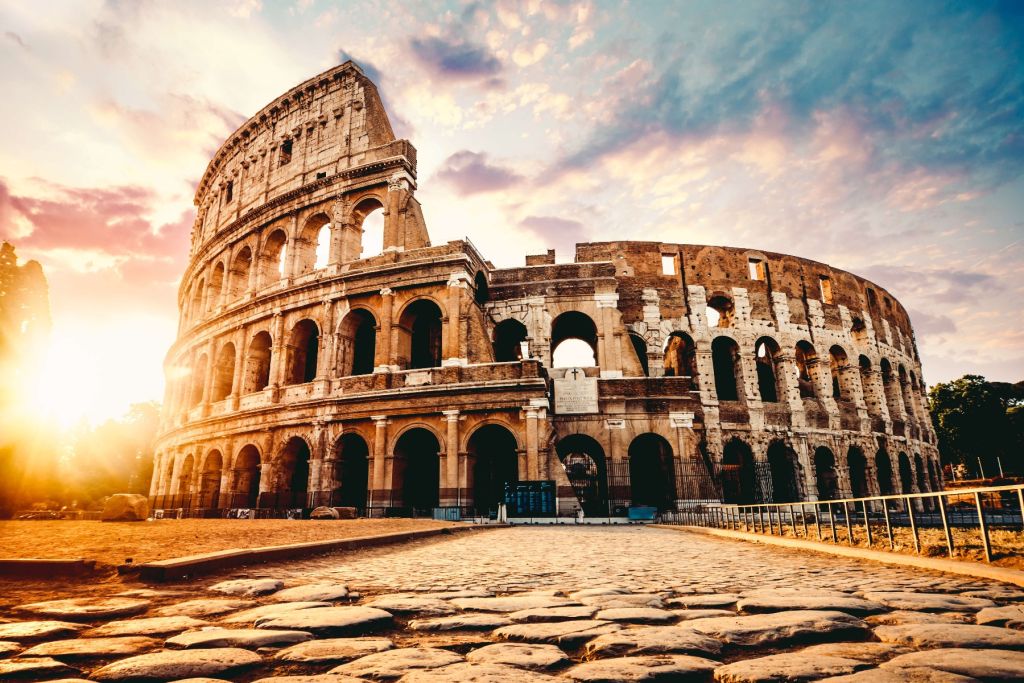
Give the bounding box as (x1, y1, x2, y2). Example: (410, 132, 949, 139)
(829, 345, 851, 400)
(468, 425, 519, 514)
(875, 448, 894, 495)
(338, 309, 377, 376)
(629, 333, 650, 377)
(228, 247, 252, 300)
(392, 428, 441, 511)
(858, 355, 880, 417)
(795, 341, 817, 399)
(848, 447, 868, 498)
(260, 229, 288, 286)
(211, 342, 235, 402)
(721, 438, 756, 504)
(898, 364, 915, 418)
(493, 319, 528, 362)
(198, 450, 223, 508)
(898, 451, 913, 494)
(190, 279, 205, 323)
(331, 434, 369, 509)
(927, 458, 940, 492)
(628, 433, 675, 510)
(767, 441, 800, 502)
(189, 354, 208, 407)
(295, 213, 331, 275)
(286, 319, 319, 384)
(243, 331, 272, 393)
(851, 317, 868, 345)
(755, 337, 782, 403)
(352, 198, 385, 259)
(556, 434, 608, 516)
(233, 445, 261, 508)
(711, 336, 741, 401)
(176, 454, 195, 497)
(398, 300, 443, 369)
(474, 271, 489, 305)
(664, 332, 697, 384)
(814, 447, 838, 500)
(880, 358, 901, 412)
(274, 437, 311, 509)
(914, 453, 927, 492)
(207, 262, 225, 312)
(551, 311, 598, 368)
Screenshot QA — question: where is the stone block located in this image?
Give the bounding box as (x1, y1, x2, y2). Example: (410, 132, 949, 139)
(101, 494, 150, 522)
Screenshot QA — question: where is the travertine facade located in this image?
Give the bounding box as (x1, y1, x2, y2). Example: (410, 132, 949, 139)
(150, 63, 939, 517)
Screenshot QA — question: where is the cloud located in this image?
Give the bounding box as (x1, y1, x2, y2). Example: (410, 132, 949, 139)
(407, 34, 503, 85)
(435, 151, 522, 195)
(518, 215, 589, 258)
(4, 31, 29, 50)
(906, 309, 957, 336)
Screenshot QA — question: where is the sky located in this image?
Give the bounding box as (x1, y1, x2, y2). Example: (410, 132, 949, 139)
(1, 0, 1022, 424)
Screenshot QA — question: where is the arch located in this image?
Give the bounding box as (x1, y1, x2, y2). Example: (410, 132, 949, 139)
(898, 364, 915, 418)
(551, 311, 598, 368)
(352, 196, 385, 259)
(556, 434, 608, 516)
(190, 279, 205, 323)
(161, 455, 175, 495)
(243, 331, 272, 393)
(392, 427, 441, 511)
(189, 354, 208, 407)
(474, 271, 489, 305)
(755, 337, 783, 403)
(706, 294, 734, 328)
(274, 436, 311, 509)
(927, 457, 940, 492)
(875, 448, 894, 495)
(711, 336, 741, 401)
(629, 333, 650, 377)
(814, 446, 839, 500)
(467, 424, 519, 514)
(285, 319, 319, 384)
(493, 318, 528, 362)
(628, 433, 675, 510)
(914, 453, 927, 492)
(851, 316, 868, 345)
(767, 440, 800, 503)
(198, 449, 223, 508)
(795, 341, 818, 399)
(176, 453, 195, 496)
(296, 212, 331, 274)
(228, 246, 252, 300)
(331, 433, 369, 509)
(207, 262, 225, 312)
(721, 438, 756, 504)
(397, 299, 443, 369)
(664, 332, 697, 383)
(897, 451, 913, 494)
(880, 358, 901, 412)
(260, 229, 288, 286)
(233, 444, 261, 508)
(211, 342, 235, 402)
(829, 345, 851, 400)
(338, 308, 377, 376)
(847, 446, 868, 498)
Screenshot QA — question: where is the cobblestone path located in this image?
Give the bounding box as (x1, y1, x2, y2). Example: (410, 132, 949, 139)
(2, 526, 1024, 681)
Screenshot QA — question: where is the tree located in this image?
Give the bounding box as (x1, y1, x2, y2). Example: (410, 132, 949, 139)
(929, 375, 1020, 477)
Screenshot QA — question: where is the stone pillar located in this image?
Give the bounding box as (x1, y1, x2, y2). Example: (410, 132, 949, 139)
(284, 214, 299, 281)
(230, 328, 246, 410)
(270, 311, 286, 401)
(200, 339, 216, 416)
(329, 198, 349, 266)
(606, 417, 627, 504)
(247, 238, 260, 293)
(317, 299, 334, 384)
(442, 410, 460, 506)
(444, 274, 469, 366)
(669, 412, 695, 506)
(375, 288, 394, 371)
(370, 416, 388, 510)
(596, 293, 621, 377)
(523, 405, 543, 480)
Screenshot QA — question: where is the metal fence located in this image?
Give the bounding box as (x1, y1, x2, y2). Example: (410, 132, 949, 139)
(666, 483, 1024, 563)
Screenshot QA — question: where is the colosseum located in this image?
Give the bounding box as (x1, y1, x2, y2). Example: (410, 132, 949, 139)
(149, 62, 941, 520)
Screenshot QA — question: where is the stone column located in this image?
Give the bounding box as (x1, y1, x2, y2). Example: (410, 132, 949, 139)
(230, 328, 246, 410)
(669, 412, 695, 506)
(596, 293, 621, 377)
(442, 411, 460, 506)
(606, 418, 627, 504)
(523, 405, 542, 480)
(270, 311, 285, 401)
(444, 274, 468, 366)
(247, 238, 260, 294)
(201, 339, 216, 416)
(370, 416, 388, 510)
(284, 214, 299, 281)
(375, 288, 394, 371)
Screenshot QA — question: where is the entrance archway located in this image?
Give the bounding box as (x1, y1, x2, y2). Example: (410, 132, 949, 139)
(876, 448, 894, 495)
(233, 445, 261, 508)
(198, 450, 223, 509)
(766, 440, 800, 503)
(627, 433, 675, 510)
(468, 425, 519, 514)
(393, 428, 440, 512)
(848, 447, 869, 498)
(556, 434, 608, 515)
(332, 434, 369, 509)
(274, 437, 310, 509)
(814, 447, 839, 500)
(898, 452, 913, 494)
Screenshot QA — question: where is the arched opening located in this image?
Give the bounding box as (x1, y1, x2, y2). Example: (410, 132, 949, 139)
(897, 451, 913, 494)
(176, 454, 195, 497)
(228, 247, 252, 300)
(474, 271, 489, 305)
(706, 295, 734, 328)
(493, 319, 528, 362)
(847, 446, 868, 498)
(795, 341, 818, 399)
(898, 364, 915, 418)
(233, 445, 261, 508)
(392, 428, 440, 512)
(767, 441, 800, 503)
(189, 354, 208, 407)
(398, 299, 443, 369)
(928, 458, 940, 492)
(161, 456, 175, 495)
(352, 198, 385, 259)
(190, 279, 205, 323)
(914, 453, 927, 492)
(858, 356, 879, 416)
(468, 425, 519, 514)
(814, 447, 839, 500)
(274, 437, 311, 509)
(629, 333, 650, 377)
(207, 262, 225, 312)
(198, 450, 223, 508)
(880, 359, 901, 414)
(829, 345, 850, 400)
(875, 448, 894, 495)
(628, 433, 675, 510)
(260, 229, 288, 286)
(556, 434, 608, 516)
(711, 336, 741, 401)
(851, 317, 868, 345)
(755, 337, 782, 403)
(664, 332, 697, 383)
(286, 319, 319, 384)
(243, 331, 272, 393)
(721, 438, 756, 504)
(551, 311, 598, 368)
(331, 434, 369, 509)
(338, 309, 377, 376)
(211, 342, 235, 402)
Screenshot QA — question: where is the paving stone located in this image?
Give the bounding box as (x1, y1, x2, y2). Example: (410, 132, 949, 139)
(166, 628, 312, 649)
(418, 589, 493, 599)
(397, 661, 558, 681)
(16, 597, 150, 621)
(331, 646, 463, 678)
(509, 605, 598, 622)
(465, 642, 568, 670)
(494, 619, 621, 646)
(874, 622, 1024, 649)
(0, 620, 83, 641)
(570, 587, 631, 599)
(684, 610, 869, 647)
(270, 583, 350, 602)
(408, 614, 512, 631)
(798, 641, 907, 664)
(91, 647, 262, 680)
(880, 648, 1024, 680)
(977, 605, 1024, 629)
(824, 667, 980, 682)
(20, 636, 159, 658)
(866, 610, 971, 626)
(275, 637, 394, 663)
(255, 606, 393, 635)
(737, 590, 885, 615)
(594, 607, 676, 623)
(451, 595, 576, 612)
(219, 602, 332, 625)
(563, 654, 720, 681)
(0, 656, 77, 678)
(171, 679, 233, 683)
(251, 676, 366, 683)
(583, 626, 723, 658)
(116, 589, 181, 598)
(208, 578, 283, 597)
(665, 594, 740, 609)
(363, 596, 456, 615)
(156, 599, 256, 618)
(714, 651, 865, 682)
(861, 591, 996, 612)
(0, 640, 19, 657)
(579, 593, 665, 609)
(87, 616, 211, 637)
(672, 609, 736, 621)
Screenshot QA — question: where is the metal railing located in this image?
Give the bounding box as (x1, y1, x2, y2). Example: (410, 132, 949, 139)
(666, 483, 1024, 563)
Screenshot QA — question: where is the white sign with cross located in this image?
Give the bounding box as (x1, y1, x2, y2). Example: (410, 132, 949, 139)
(554, 367, 599, 414)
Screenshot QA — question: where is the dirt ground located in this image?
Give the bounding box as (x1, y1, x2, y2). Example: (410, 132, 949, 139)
(0, 518, 460, 568)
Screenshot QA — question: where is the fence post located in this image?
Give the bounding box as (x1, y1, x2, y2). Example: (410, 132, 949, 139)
(829, 503, 838, 543)
(843, 501, 854, 545)
(814, 502, 822, 540)
(788, 504, 796, 537)
(862, 498, 872, 547)
(975, 491, 992, 563)
(1017, 487, 1024, 532)
(937, 494, 954, 558)
(907, 497, 920, 553)
(801, 503, 809, 537)
(882, 499, 894, 549)
(743, 506, 750, 532)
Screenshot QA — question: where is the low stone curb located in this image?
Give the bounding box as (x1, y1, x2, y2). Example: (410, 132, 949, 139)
(656, 525, 1024, 587)
(137, 524, 503, 582)
(0, 558, 98, 577)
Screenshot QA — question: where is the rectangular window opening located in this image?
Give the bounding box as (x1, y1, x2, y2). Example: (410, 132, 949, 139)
(819, 275, 834, 304)
(225, 180, 233, 203)
(661, 254, 676, 275)
(748, 258, 766, 281)
(316, 171, 327, 180)
(280, 139, 293, 166)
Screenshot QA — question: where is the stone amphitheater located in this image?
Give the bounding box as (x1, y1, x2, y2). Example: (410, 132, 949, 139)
(149, 62, 940, 518)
